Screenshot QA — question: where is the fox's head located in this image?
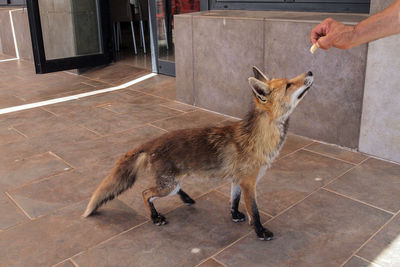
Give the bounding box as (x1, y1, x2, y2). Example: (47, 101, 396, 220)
(248, 67, 313, 120)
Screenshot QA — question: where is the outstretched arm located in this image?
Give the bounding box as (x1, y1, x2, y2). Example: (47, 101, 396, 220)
(310, 0, 400, 49)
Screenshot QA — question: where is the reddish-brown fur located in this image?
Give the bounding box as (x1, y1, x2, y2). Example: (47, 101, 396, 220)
(83, 67, 313, 240)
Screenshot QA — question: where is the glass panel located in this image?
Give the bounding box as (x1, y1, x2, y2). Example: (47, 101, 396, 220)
(38, 0, 102, 60)
(156, 0, 200, 62)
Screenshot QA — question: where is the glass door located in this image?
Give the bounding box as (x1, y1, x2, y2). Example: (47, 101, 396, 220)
(26, 0, 113, 74)
(149, 0, 204, 76)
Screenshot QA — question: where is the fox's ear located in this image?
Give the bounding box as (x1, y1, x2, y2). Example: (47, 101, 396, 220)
(248, 77, 271, 103)
(252, 66, 269, 82)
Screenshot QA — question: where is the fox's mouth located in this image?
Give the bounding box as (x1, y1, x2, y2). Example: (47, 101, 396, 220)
(297, 76, 313, 99)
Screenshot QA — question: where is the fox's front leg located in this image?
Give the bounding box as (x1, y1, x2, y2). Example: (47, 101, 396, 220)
(230, 183, 245, 222)
(240, 177, 273, 241)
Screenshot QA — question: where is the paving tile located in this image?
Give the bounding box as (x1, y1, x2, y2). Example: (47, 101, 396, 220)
(214, 189, 392, 267)
(344, 256, 380, 267)
(218, 149, 354, 216)
(151, 110, 228, 132)
(73, 191, 253, 267)
(13, 116, 84, 138)
(0, 108, 55, 128)
(53, 259, 76, 267)
(197, 258, 225, 267)
(81, 63, 150, 85)
(0, 127, 25, 145)
(0, 200, 146, 267)
(326, 158, 400, 213)
(0, 191, 29, 230)
(50, 125, 165, 168)
(305, 142, 368, 164)
(133, 75, 176, 100)
(357, 213, 400, 267)
(0, 95, 25, 109)
(101, 102, 183, 121)
(0, 152, 71, 190)
(160, 101, 198, 112)
(277, 134, 314, 159)
(8, 166, 109, 218)
(0, 138, 48, 163)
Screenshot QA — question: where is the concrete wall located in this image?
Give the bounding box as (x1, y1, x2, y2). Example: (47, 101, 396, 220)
(359, 0, 400, 162)
(175, 10, 368, 149)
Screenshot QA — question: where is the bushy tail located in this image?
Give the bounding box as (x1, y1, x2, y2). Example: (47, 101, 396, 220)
(83, 151, 147, 217)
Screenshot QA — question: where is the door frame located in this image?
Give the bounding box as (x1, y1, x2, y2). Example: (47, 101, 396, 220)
(148, 0, 208, 76)
(26, 0, 113, 74)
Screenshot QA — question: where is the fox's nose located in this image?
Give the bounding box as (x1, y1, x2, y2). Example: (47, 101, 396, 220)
(307, 71, 313, 76)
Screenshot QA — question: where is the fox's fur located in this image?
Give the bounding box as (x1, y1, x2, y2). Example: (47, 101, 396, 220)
(83, 67, 313, 240)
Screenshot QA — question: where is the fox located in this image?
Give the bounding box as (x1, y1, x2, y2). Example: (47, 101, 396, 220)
(83, 67, 313, 241)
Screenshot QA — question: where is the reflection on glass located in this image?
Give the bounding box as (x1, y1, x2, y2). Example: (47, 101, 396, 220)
(156, 0, 200, 62)
(39, 0, 102, 60)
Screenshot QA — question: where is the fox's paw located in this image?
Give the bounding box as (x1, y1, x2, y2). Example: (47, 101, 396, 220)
(256, 228, 274, 241)
(231, 210, 246, 223)
(183, 198, 195, 206)
(152, 214, 168, 226)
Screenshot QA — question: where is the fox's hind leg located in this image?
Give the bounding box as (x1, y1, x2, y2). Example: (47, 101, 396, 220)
(230, 183, 246, 222)
(142, 180, 181, 225)
(178, 189, 195, 206)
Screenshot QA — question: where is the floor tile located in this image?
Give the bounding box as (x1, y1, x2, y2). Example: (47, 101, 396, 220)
(160, 100, 198, 112)
(277, 134, 314, 159)
(0, 200, 146, 267)
(73, 191, 253, 267)
(305, 142, 368, 164)
(357, 213, 400, 267)
(197, 258, 225, 267)
(0, 127, 25, 145)
(102, 103, 183, 123)
(0, 152, 71, 189)
(218, 149, 354, 216)
(13, 116, 84, 138)
(8, 167, 109, 218)
(326, 158, 400, 213)
(0, 138, 48, 163)
(0, 191, 29, 230)
(53, 259, 76, 267)
(0, 95, 25, 109)
(344, 256, 380, 267)
(50, 125, 165, 168)
(151, 110, 228, 132)
(0, 108, 54, 128)
(214, 189, 392, 267)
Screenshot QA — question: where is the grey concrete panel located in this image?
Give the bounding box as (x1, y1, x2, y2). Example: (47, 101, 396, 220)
(192, 17, 264, 118)
(359, 0, 400, 162)
(175, 15, 195, 104)
(264, 20, 367, 148)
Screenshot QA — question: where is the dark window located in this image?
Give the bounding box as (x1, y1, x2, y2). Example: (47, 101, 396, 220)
(210, 0, 370, 13)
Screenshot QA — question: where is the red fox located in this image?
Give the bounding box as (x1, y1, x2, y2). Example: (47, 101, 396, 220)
(83, 67, 313, 241)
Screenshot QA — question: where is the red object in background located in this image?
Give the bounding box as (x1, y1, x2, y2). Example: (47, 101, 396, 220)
(175, 0, 200, 14)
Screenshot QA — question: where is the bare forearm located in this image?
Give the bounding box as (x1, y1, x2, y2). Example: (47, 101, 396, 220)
(351, 0, 400, 47)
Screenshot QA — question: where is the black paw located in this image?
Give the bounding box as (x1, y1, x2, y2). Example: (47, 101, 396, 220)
(183, 197, 196, 206)
(151, 214, 168, 226)
(231, 210, 246, 223)
(256, 228, 274, 241)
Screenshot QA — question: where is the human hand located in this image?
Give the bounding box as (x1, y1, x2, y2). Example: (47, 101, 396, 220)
(310, 18, 356, 50)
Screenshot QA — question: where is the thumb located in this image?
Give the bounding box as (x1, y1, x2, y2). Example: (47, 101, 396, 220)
(317, 35, 333, 50)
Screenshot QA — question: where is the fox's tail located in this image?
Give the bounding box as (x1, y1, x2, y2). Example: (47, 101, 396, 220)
(83, 151, 147, 217)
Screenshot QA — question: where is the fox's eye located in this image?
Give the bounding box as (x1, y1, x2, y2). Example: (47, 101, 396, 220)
(286, 83, 292, 90)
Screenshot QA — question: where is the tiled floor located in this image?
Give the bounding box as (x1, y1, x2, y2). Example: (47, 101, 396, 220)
(0, 55, 399, 267)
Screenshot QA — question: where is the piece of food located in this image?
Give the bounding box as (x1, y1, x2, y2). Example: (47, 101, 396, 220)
(310, 43, 318, 54)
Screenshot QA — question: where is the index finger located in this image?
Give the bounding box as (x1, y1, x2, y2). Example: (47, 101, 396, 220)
(310, 23, 325, 44)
